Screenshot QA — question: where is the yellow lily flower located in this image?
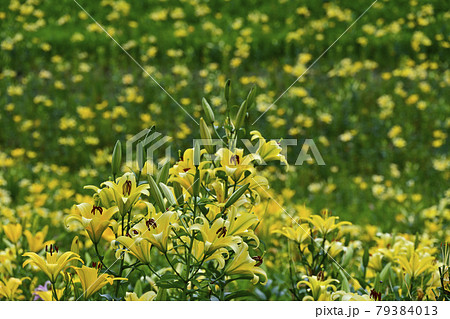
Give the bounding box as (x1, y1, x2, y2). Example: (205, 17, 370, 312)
(396, 252, 435, 278)
(84, 184, 116, 208)
(305, 213, 351, 236)
(125, 291, 157, 301)
(2, 223, 22, 243)
(115, 236, 152, 264)
(191, 216, 241, 254)
(102, 172, 150, 215)
(250, 130, 288, 167)
(125, 208, 179, 253)
(74, 265, 127, 299)
(297, 275, 338, 301)
(186, 237, 229, 270)
(24, 226, 54, 252)
(66, 203, 119, 244)
(169, 148, 208, 196)
(225, 242, 267, 284)
(0, 277, 28, 300)
(34, 287, 64, 301)
(215, 148, 254, 182)
(273, 223, 311, 244)
(226, 207, 260, 247)
(23, 246, 83, 282)
(332, 290, 371, 301)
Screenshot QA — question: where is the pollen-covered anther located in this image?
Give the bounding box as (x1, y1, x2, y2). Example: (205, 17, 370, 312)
(216, 226, 227, 238)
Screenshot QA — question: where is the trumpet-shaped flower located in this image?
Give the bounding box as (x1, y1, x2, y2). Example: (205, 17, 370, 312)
(66, 203, 119, 244)
(2, 223, 22, 243)
(102, 172, 150, 215)
(24, 226, 54, 252)
(23, 247, 82, 283)
(225, 242, 267, 284)
(74, 265, 127, 299)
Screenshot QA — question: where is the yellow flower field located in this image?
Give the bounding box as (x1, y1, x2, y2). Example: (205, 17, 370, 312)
(0, 0, 449, 301)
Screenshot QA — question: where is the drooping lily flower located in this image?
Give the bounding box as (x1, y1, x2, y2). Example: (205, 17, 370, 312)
(23, 246, 82, 283)
(225, 242, 267, 284)
(102, 172, 150, 216)
(74, 265, 127, 299)
(65, 203, 119, 244)
(2, 223, 22, 243)
(24, 226, 54, 252)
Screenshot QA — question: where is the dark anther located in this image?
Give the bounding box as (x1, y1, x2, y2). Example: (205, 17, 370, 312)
(370, 289, 381, 301)
(132, 229, 139, 235)
(91, 205, 103, 215)
(146, 218, 157, 230)
(216, 226, 227, 238)
(123, 180, 132, 196)
(55, 245, 59, 253)
(317, 270, 325, 281)
(252, 256, 263, 267)
(92, 262, 97, 268)
(183, 168, 190, 173)
(126, 232, 132, 238)
(230, 155, 239, 165)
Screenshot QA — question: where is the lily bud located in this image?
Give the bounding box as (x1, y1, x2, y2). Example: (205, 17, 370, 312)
(137, 141, 144, 172)
(201, 97, 215, 124)
(156, 161, 170, 184)
(200, 117, 214, 154)
(246, 85, 257, 110)
(148, 175, 166, 212)
(172, 181, 183, 205)
(224, 79, 231, 102)
(224, 183, 250, 209)
(193, 140, 201, 167)
(111, 140, 122, 177)
(159, 182, 177, 207)
(233, 100, 247, 132)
